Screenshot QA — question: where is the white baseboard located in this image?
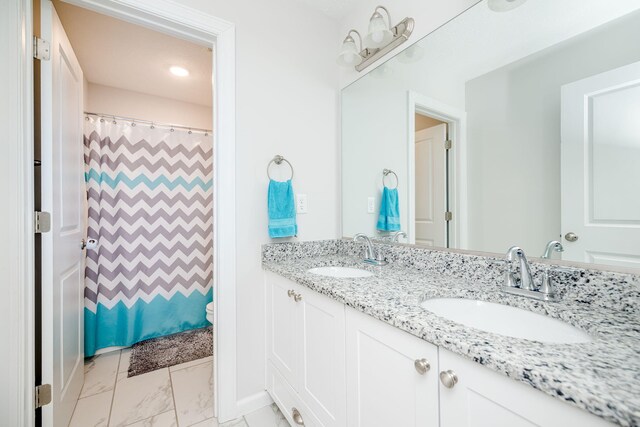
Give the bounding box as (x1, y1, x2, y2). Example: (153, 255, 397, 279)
(236, 390, 273, 417)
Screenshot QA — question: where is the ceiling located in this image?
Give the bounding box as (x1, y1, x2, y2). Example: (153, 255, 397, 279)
(53, 1, 213, 107)
(293, 0, 361, 20)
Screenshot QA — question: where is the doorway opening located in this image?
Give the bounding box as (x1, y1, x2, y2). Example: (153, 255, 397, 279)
(34, 0, 233, 425)
(407, 91, 468, 250)
(414, 113, 449, 248)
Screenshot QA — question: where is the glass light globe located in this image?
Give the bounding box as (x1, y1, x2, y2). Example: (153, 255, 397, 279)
(364, 13, 393, 48)
(337, 39, 361, 66)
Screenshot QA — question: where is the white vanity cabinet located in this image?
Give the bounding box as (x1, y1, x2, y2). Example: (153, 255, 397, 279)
(438, 348, 613, 427)
(265, 272, 346, 427)
(345, 307, 439, 427)
(265, 272, 614, 427)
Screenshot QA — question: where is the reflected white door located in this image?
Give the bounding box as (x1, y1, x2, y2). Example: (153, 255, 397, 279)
(415, 124, 447, 247)
(561, 61, 640, 268)
(40, 3, 86, 426)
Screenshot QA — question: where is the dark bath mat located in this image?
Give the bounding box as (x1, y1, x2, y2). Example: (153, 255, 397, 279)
(128, 326, 213, 377)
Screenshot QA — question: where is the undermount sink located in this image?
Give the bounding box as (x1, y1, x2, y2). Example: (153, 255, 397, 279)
(307, 266, 374, 278)
(420, 298, 592, 344)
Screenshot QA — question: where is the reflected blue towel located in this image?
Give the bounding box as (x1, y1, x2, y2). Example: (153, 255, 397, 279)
(268, 179, 297, 238)
(377, 186, 400, 231)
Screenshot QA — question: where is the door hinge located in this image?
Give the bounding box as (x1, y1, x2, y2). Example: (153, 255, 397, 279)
(444, 140, 452, 150)
(33, 37, 51, 61)
(34, 211, 51, 233)
(445, 211, 453, 221)
(34, 384, 52, 409)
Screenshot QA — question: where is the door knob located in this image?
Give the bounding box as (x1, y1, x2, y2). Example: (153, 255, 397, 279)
(414, 358, 430, 375)
(440, 370, 458, 388)
(291, 407, 305, 425)
(564, 232, 578, 242)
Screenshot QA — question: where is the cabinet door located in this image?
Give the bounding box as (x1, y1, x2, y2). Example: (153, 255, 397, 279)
(346, 307, 439, 427)
(438, 348, 614, 427)
(298, 285, 347, 427)
(266, 272, 299, 386)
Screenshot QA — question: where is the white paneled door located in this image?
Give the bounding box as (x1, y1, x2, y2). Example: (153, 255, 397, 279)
(561, 61, 640, 268)
(415, 124, 447, 247)
(40, 2, 86, 426)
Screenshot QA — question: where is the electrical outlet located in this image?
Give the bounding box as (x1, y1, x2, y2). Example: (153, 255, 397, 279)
(367, 197, 375, 214)
(296, 194, 308, 214)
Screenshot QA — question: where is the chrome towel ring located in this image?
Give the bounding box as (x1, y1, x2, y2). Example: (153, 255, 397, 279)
(267, 155, 294, 181)
(383, 168, 398, 189)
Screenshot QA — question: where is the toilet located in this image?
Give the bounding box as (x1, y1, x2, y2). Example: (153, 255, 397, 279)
(206, 302, 214, 324)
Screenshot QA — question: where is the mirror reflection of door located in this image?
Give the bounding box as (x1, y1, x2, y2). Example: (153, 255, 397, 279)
(561, 61, 640, 268)
(415, 115, 448, 247)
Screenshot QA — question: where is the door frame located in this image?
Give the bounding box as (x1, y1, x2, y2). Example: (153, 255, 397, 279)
(407, 91, 468, 249)
(0, 1, 35, 425)
(4, 0, 239, 424)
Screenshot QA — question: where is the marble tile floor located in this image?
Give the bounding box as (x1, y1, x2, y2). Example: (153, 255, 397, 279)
(70, 349, 289, 427)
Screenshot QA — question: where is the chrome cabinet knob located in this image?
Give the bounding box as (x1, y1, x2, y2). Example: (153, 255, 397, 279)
(293, 293, 302, 302)
(81, 239, 87, 249)
(414, 358, 430, 375)
(564, 232, 578, 242)
(291, 407, 305, 425)
(440, 370, 458, 388)
(287, 290, 295, 298)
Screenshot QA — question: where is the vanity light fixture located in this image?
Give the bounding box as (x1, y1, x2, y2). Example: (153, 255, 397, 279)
(337, 30, 363, 67)
(337, 5, 414, 72)
(364, 6, 394, 48)
(169, 66, 189, 77)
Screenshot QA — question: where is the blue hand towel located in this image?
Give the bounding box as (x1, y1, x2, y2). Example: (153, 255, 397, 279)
(268, 179, 298, 238)
(377, 186, 401, 232)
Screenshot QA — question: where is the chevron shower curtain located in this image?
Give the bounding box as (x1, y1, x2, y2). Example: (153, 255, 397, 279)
(83, 116, 213, 356)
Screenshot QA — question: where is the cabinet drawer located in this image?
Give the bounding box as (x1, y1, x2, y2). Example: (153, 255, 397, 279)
(268, 361, 322, 427)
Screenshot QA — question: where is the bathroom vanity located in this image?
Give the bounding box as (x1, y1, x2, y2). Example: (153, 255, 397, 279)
(262, 240, 639, 427)
(263, 1, 640, 426)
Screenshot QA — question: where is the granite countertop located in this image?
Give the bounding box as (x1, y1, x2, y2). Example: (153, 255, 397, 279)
(262, 251, 640, 427)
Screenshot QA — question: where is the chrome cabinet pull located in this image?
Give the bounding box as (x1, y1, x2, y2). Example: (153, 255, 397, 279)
(291, 407, 305, 425)
(293, 292, 302, 302)
(287, 290, 295, 298)
(414, 358, 430, 375)
(564, 232, 578, 242)
(440, 370, 458, 388)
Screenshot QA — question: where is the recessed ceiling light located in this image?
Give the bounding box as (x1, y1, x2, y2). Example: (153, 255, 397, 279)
(488, 0, 528, 12)
(169, 66, 189, 77)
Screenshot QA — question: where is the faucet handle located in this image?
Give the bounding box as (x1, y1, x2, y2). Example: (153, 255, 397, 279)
(537, 270, 555, 295)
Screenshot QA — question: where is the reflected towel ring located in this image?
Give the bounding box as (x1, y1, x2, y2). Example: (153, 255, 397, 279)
(267, 155, 294, 181)
(383, 168, 398, 189)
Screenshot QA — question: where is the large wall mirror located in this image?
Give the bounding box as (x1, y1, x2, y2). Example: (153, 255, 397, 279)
(341, 0, 640, 269)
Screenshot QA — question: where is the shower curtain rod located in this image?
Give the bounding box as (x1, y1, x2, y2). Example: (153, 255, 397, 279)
(84, 111, 213, 134)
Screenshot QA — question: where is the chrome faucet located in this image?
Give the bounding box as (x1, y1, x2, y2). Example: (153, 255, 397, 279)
(391, 231, 407, 242)
(503, 246, 558, 301)
(353, 233, 388, 266)
(541, 240, 564, 259)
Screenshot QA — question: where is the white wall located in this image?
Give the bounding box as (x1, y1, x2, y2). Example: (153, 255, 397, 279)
(86, 82, 213, 130)
(338, 0, 480, 88)
(167, 0, 341, 410)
